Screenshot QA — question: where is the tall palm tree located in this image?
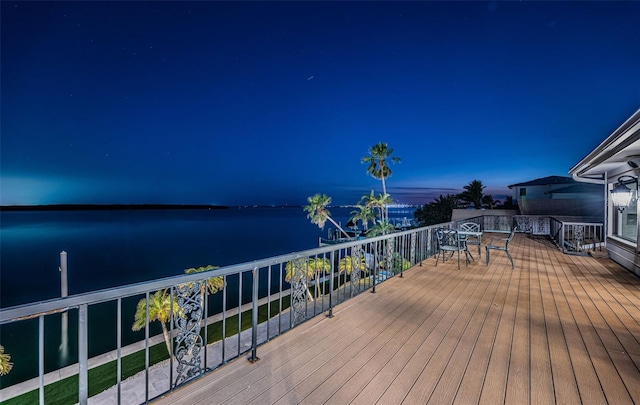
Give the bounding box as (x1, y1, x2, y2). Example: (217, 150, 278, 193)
(349, 204, 375, 232)
(361, 142, 401, 218)
(132, 289, 179, 354)
(361, 142, 401, 196)
(458, 180, 486, 209)
(0, 345, 12, 376)
(304, 194, 350, 238)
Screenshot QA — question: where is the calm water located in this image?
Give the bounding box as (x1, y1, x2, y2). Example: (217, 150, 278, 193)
(0, 207, 415, 386)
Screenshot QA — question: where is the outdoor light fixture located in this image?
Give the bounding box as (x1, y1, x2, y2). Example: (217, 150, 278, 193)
(610, 175, 638, 212)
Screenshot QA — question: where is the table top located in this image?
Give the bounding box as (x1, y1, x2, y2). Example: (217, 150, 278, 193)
(457, 230, 482, 236)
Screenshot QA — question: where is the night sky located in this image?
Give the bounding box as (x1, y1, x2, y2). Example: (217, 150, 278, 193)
(2, 1, 639, 206)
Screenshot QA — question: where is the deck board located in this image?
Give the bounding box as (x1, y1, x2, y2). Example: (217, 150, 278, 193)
(153, 233, 640, 405)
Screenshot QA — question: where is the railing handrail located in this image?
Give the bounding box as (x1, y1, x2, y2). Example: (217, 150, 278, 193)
(0, 224, 436, 324)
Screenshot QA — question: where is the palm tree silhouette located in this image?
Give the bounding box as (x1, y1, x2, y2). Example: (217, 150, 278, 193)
(350, 204, 375, 233)
(304, 193, 350, 238)
(361, 191, 393, 224)
(362, 142, 401, 218)
(459, 180, 486, 209)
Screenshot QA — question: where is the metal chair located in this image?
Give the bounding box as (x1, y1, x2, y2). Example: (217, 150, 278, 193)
(460, 222, 481, 258)
(435, 228, 468, 270)
(485, 227, 517, 269)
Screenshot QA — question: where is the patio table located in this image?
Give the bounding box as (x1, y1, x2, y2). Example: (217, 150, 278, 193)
(458, 230, 483, 258)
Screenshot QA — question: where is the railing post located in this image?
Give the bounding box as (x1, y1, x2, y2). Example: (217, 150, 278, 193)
(78, 304, 88, 405)
(39, 315, 44, 405)
(248, 267, 260, 363)
(60, 251, 68, 298)
(372, 241, 377, 294)
(117, 298, 122, 405)
(327, 251, 335, 318)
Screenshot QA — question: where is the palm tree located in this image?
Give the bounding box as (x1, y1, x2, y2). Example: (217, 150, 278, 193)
(361, 142, 401, 218)
(361, 142, 401, 196)
(184, 265, 224, 298)
(482, 194, 498, 209)
(285, 258, 317, 301)
(304, 194, 350, 238)
(0, 345, 12, 376)
(338, 255, 366, 275)
(132, 289, 179, 354)
(367, 220, 396, 237)
(458, 180, 485, 209)
(414, 194, 459, 226)
(349, 204, 375, 233)
(361, 191, 393, 223)
(306, 257, 331, 297)
(184, 265, 224, 326)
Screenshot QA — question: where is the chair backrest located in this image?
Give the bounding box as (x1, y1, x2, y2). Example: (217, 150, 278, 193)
(460, 222, 480, 232)
(505, 226, 518, 247)
(436, 228, 457, 246)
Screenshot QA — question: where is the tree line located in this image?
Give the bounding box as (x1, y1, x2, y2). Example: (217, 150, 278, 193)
(414, 179, 516, 226)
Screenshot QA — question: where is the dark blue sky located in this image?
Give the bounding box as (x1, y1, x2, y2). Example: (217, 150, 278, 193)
(2, 1, 639, 206)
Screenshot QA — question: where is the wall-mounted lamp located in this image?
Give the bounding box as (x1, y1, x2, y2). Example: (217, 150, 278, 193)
(610, 175, 638, 212)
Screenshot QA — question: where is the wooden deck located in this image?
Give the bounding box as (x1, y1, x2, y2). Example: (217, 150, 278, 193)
(155, 233, 640, 404)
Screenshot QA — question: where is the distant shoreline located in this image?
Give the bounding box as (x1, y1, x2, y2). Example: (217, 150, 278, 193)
(0, 204, 230, 211)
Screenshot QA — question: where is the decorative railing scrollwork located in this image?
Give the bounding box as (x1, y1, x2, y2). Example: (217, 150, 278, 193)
(350, 246, 362, 297)
(290, 259, 308, 327)
(173, 282, 204, 386)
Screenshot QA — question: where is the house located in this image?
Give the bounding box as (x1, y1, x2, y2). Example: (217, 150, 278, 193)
(508, 175, 603, 217)
(569, 107, 640, 276)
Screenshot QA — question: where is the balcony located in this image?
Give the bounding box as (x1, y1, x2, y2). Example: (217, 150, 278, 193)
(152, 232, 640, 404)
(0, 216, 636, 404)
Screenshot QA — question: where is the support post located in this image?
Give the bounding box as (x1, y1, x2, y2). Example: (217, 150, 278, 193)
(248, 267, 260, 363)
(59, 251, 69, 363)
(59, 251, 68, 298)
(327, 251, 335, 318)
(78, 304, 88, 405)
(39, 316, 44, 405)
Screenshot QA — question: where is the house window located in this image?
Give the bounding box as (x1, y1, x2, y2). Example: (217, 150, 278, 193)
(612, 184, 638, 243)
(520, 188, 526, 197)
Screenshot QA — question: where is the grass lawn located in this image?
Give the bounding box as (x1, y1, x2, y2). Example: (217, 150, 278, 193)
(2, 296, 291, 405)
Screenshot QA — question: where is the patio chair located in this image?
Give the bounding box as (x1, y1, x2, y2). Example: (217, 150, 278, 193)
(485, 226, 517, 269)
(435, 228, 468, 270)
(460, 222, 481, 258)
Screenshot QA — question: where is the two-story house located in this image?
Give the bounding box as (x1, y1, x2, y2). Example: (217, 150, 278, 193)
(570, 107, 640, 276)
(508, 175, 603, 217)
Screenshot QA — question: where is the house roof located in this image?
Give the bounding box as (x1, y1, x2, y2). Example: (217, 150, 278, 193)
(507, 175, 577, 189)
(544, 183, 603, 194)
(569, 108, 640, 183)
